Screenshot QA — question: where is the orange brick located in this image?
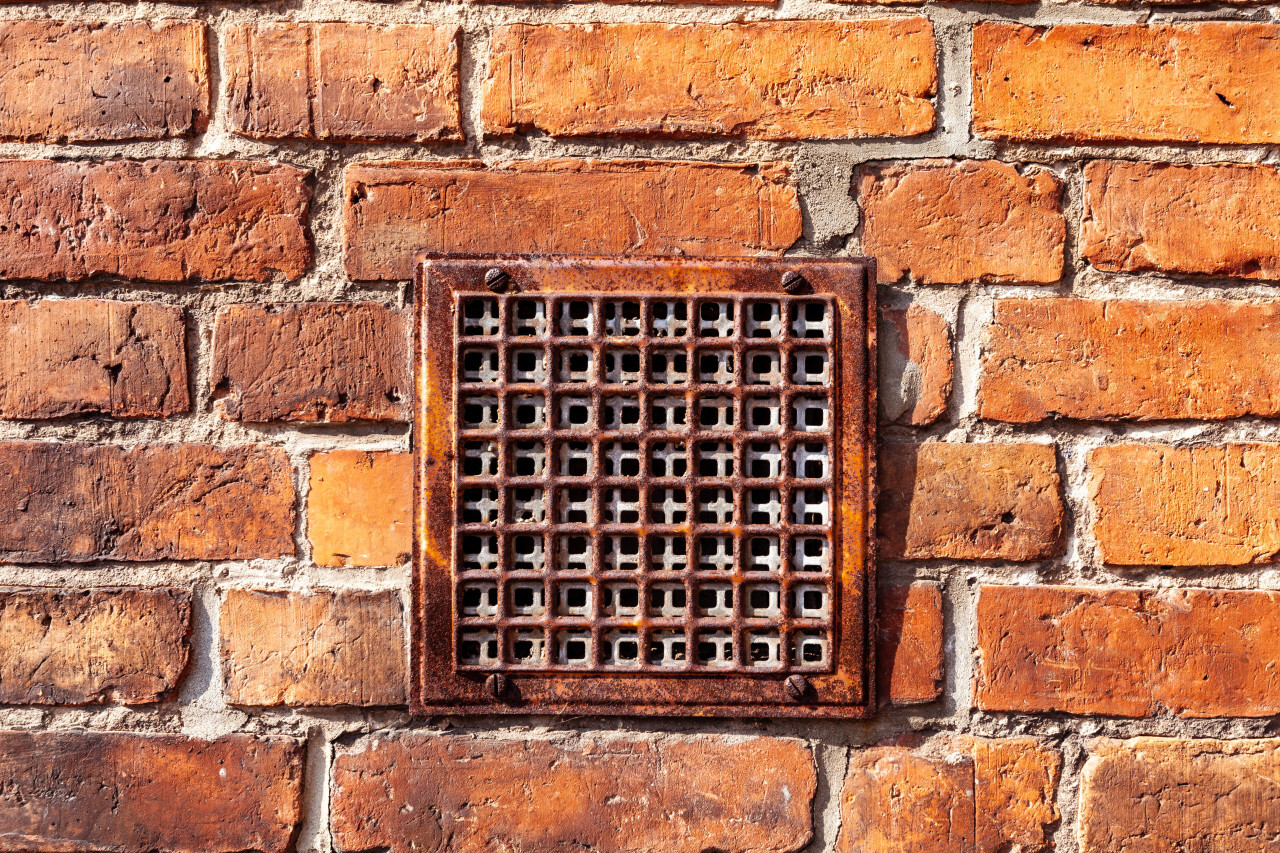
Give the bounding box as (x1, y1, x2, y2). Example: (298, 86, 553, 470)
(858, 161, 1064, 284)
(977, 585, 1280, 717)
(838, 747, 974, 853)
(0, 442, 295, 563)
(1080, 739, 1280, 853)
(0, 21, 207, 142)
(879, 305, 952, 426)
(343, 159, 800, 280)
(879, 443, 1064, 561)
(974, 739, 1061, 853)
(226, 23, 460, 142)
(0, 160, 310, 283)
(0, 299, 188, 419)
(1082, 161, 1280, 279)
(1090, 443, 1280, 566)
(483, 21, 935, 140)
(221, 589, 406, 707)
(981, 299, 1280, 422)
(877, 582, 944, 706)
(332, 734, 815, 853)
(308, 451, 411, 567)
(974, 23, 1280, 143)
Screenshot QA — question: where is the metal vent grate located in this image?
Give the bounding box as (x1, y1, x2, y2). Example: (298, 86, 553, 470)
(414, 256, 875, 718)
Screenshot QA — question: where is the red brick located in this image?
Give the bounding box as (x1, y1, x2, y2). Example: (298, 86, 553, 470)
(1083, 161, 1280, 279)
(838, 746, 974, 853)
(332, 734, 815, 853)
(877, 582, 944, 706)
(1090, 443, 1280, 566)
(0, 21, 207, 142)
(226, 23, 460, 142)
(980, 298, 1280, 423)
(879, 443, 1064, 561)
(343, 159, 801, 280)
(974, 23, 1280, 143)
(858, 161, 1064, 284)
(0, 160, 310, 283)
(308, 451, 411, 567)
(483, 21, 935, 140)
(976, 585, 1280, 717)
(879, 305, 952, 426)
(974, 739, 1060, 853)
(221, 589, 406, 707)
(0, 442, 295, 563)
(0, 731, 303, 852)
(1080, 738, 1280, 853)
(0, 299, 188, 419)
(0, 587, 189, 704)
(211, 303, 409, 423)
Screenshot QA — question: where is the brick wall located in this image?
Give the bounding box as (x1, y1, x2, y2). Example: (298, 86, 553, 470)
(0, 2, 1276, 852)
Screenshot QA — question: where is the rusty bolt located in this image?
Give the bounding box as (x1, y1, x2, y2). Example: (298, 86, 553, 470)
(781, 270, 808, 294)
(486, 673, 509, 699)
(784, 674, 809, 700)
(485, 267, 512, 293)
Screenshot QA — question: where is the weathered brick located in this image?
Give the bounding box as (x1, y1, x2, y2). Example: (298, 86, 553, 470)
(483, 21, 935, 140)
(879, 443, 1064, 561)
(0, 299, 188, 419)
(1090, 443, 1280, 566)
(976, 585, 1280, 717)
(0, 160, 310, 283)
(331, 734, 815, 853)
(0, 587, 189, 705)
(221, 589, 406, 707)
(878, 582, 944, 706)
(974, 23, 1280, 143)
(1082, 161, 1280, 280)
(838, 746, 974, 853)
(1080, 738, 1280, 853)
(858, 161, 1064, 284)
(974, 739, 1060, 853)
(211, 303, 409, 423)
(226, 23, 460, 142)
(981, 298, 1280, 423)
(0, 442, 295, 563)
(308, 451, 411, 567)
(879, 305, 952, 426)
(0, 21, 207, 143)
(344, 159, 801, 280)
(0, 731, 303, 853)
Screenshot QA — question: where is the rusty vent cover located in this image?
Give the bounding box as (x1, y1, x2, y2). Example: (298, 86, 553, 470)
(413, 255, 875, 717)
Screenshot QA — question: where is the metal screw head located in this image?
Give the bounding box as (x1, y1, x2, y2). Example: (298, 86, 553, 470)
(486, 673, 509, 698)
(784, 674, 809, 700)
(781, 270, 808, 294)
(485, 268, 512, 294)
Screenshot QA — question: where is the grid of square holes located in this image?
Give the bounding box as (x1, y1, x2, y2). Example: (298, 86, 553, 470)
(454, 293, 836, 673)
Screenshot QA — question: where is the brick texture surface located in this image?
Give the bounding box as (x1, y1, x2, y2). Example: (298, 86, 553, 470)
(483, 20, 935, 140)
(974, 23, 1280, 143)
(0, 442, 295, 563)
(879, 443, 1064, 561)
(1080, 738, 1280, 853)
(981, 298, 1280, 422)
(974, 739, 1061, 853)
(878, 305, 952, 426)
(211, 303, 410, 423)
(858, 160, 1065, 284)
(226, 23, 461, 142)
(331, 734, 816, 853)
(0, 299, 188, 419)
(0, 587, 190, 704)
(838, 747, 975, 853)
(0, 21, 207, 143)
(0, 160, 311, 282)
(1082, 161, 1280, 279)
(221, 589, 406, 707)
(878, 582, 944, 706)
(343, 159, 801, 280)
(0, 731, 304, 853)
(1090, 443, 1280, 566)
(308, 450, 411, 567)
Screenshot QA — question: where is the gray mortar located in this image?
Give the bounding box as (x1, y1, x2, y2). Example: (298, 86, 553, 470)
(0, 2, 1277, 852)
